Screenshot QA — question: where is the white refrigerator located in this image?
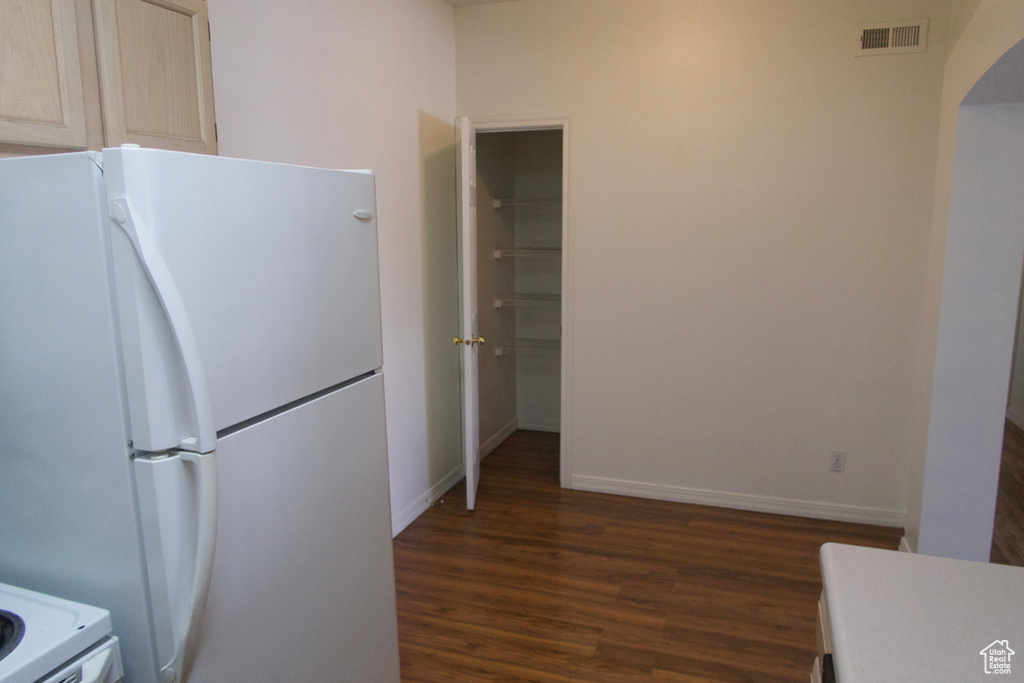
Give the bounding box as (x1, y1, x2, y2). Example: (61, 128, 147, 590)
(0, 147, 401, 682)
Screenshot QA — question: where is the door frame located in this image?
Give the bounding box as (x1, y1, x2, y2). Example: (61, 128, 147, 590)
(465, 114, 573, 488)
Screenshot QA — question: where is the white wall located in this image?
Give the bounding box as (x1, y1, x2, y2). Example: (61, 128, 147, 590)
(456, 0, 951, 524)
(918, 102, 1024, 561)
(904, 0, 1024, 559)
(206, 0, 462, 535)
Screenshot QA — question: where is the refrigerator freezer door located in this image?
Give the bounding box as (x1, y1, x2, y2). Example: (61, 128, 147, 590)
(189, 373, 400, 682)
(102, 147, 384, 452)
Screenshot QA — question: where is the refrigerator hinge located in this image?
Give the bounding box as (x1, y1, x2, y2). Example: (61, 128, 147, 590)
(128, 442, 174, 461)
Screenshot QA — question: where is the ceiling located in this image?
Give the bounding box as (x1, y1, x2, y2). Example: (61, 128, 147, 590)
(444, 0, 522, 7)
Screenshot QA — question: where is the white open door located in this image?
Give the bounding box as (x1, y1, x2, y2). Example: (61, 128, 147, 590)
(456, 117, 482, 510)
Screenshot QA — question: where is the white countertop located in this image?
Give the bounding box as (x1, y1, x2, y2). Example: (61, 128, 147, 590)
(820, 543, 1024, 682)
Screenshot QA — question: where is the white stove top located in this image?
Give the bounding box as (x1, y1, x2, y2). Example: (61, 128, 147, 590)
(0, 583, 112, 683)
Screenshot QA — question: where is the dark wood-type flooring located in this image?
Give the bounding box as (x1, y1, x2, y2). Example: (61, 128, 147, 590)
(992, 419, 1024, 566)
(393, 431, 902, 682)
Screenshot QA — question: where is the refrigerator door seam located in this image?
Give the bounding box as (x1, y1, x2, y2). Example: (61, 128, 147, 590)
(215, 370, 378, 440)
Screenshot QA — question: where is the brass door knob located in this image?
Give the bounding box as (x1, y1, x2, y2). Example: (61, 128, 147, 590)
(453, 336, 485, 346)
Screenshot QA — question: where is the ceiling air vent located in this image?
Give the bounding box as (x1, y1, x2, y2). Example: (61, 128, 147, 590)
(855, 18, 928, 56)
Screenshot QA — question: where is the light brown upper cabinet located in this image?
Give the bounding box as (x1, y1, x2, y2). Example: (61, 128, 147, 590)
(93, 0, 216, 154)
(0, 0, 216, 155)
(0, 0, 91, 149)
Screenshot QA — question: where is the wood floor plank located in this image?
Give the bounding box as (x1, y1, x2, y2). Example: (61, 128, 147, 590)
(993, 419, 1024, 566)
(393, 430, 903, 681)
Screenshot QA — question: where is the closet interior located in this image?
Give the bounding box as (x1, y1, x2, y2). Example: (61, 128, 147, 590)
(475, 129, 563, 456)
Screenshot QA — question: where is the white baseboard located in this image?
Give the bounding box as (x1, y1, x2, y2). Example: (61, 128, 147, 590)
(391, 497, 428, 539)
(570, 475, 905, 528)
(1008, 407, 1024, 431)
(391, 463, 464, 538)
(481, 418, 518, 458)
(898, 536, 914, 553)
(517, 418, 560, 433)
(392, 417, 522, 537)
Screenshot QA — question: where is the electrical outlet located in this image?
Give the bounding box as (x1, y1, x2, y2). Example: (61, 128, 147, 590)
(829, 450, 846, 473)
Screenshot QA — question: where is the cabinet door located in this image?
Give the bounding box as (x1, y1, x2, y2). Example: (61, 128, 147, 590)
(0, 0, 89, 148)
(92, 0, 216, 154)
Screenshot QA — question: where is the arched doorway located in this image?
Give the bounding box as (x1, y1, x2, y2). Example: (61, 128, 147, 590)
(918, 36, 1024, 560)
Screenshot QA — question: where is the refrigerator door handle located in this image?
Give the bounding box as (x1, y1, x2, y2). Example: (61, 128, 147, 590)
(168, 450, 218, 683)
(136, 449, 219, 683)
(109, 197, 217, 454)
